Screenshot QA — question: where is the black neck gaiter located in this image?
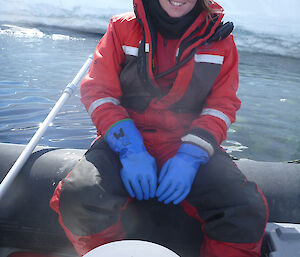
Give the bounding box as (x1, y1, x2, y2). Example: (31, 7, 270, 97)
(146, 0, 202, 39)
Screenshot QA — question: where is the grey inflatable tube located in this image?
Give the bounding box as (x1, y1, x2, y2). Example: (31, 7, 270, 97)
(0, 143, 299, 255)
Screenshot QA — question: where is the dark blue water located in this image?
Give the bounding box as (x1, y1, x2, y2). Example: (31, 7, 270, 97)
(0, 24, 299, 162)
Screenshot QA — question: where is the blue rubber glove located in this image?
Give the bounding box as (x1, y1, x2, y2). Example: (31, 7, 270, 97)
(105, 119, 157, 200)
(156, 143, 209, 205)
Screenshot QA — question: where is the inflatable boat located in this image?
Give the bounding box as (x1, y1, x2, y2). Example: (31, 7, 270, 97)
(0, 142, 300, 257)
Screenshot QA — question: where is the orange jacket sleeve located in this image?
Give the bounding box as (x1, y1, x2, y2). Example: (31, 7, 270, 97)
(187, 35, 241, 149)
(80, 16, 129, 136)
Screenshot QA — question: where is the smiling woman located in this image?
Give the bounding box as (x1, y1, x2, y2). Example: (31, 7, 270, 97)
(48, 0, 268, 257)
(1, 0, 300, 256)
(158, 0, 199, 17)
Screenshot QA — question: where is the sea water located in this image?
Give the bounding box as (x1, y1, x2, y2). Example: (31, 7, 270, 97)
(0, 0, 299, 162)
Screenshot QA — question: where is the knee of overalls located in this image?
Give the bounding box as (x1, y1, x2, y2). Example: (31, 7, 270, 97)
(50, 139, 129, 255)
(186, 148, 268, 244)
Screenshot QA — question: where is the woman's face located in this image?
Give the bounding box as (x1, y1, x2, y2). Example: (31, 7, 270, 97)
(158, 0, 198, 18)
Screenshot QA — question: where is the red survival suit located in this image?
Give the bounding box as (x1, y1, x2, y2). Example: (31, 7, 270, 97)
(80, 1, 241, 165)
(51, 0, 268, 256)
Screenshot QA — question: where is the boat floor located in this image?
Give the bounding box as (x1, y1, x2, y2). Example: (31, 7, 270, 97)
(1, 223, 300, 257)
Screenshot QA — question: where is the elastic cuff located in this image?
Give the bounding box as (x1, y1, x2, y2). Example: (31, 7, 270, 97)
(181, 128, 218, 157)
(104, 118, 133, 140)
(178, 143, 209, 161)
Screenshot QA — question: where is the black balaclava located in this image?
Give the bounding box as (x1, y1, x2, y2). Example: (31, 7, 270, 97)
(145, 0, 202, 39)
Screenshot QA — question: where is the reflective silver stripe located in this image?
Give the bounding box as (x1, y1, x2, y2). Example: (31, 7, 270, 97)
(181, 134, 214, 156)
(145, 43, 150, 53)
(88, 97, 120, 116)
(194, 54, 224, 64)
(201, 108, 231, 128)
(122, 45, 139, 57)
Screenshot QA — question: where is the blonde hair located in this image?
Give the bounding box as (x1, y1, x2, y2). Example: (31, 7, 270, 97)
(199, 0, 221, 20)
(200, 0, 212, 14)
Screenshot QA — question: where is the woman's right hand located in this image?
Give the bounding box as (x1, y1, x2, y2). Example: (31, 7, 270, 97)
(120, 150, 157, 200)
(104, 119, 157, 200)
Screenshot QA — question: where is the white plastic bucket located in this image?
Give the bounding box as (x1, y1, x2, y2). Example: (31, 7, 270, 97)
(83, 240, 180, 257)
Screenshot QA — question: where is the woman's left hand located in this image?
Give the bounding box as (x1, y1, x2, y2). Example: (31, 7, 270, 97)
(156, 143, 209, 204)
(156, 153, 198, 204)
